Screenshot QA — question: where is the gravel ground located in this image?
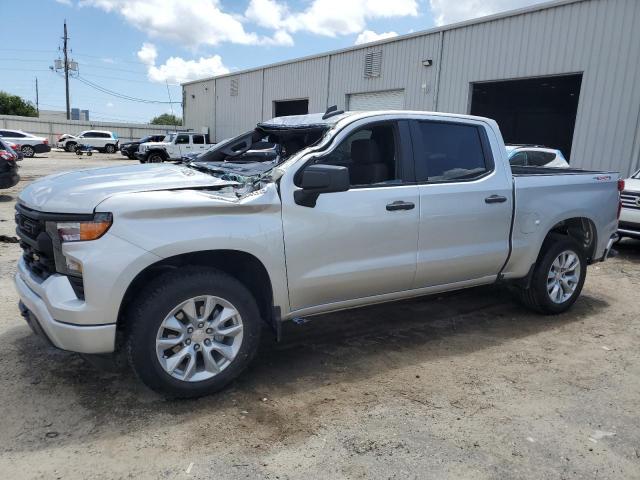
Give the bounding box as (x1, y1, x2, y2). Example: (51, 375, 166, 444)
(0, 151, 638, 479)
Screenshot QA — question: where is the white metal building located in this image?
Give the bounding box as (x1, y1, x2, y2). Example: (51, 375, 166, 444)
(182, 0, 640, 175)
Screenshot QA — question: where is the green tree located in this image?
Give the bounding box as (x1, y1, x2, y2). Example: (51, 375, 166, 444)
(0, 91, 38, 117)
(150, 113, 182, 125)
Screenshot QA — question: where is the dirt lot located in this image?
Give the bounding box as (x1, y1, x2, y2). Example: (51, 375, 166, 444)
(0, 151, 638, 479)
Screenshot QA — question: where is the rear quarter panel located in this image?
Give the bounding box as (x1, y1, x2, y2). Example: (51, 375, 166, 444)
(503, 173, 619, 278)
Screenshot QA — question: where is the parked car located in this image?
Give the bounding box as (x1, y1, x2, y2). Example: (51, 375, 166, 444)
(14, 109, 621, 398)
(506, 145, 570, 168)
(0, 129, 50, 158)
(120, 135, 167, 160)
(618, 169, 640, 240)
(0, 138, 20, 188)
(56, 130, 119, 153)
(136, 132, 212, 163)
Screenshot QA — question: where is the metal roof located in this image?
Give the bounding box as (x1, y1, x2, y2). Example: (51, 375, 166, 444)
(182, 0, 588, 86)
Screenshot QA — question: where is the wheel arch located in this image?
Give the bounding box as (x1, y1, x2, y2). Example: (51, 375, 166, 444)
(117, 249, 275, 342)
(543, 216, 598, 262)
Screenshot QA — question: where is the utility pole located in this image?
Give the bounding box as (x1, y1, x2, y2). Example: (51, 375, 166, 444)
(63, 20, 70, 120)
(35, 77, 39, 116)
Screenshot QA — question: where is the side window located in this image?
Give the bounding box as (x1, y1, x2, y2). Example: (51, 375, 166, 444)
(527, 151, 555, 166)
(316, 123, 399, 187)
(0, 131, 8, 137)
(175, 135, 190, 145)
(82, 132, 96, 138)
(9, 131, 25, 138)
(414, 121, 488, 182)
(509, 151, 527, 166)
(192, 135, 205, 145)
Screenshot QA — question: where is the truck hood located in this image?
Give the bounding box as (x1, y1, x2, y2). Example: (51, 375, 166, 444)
(18, 164, 238, 214)
(623, 177, 640, 192)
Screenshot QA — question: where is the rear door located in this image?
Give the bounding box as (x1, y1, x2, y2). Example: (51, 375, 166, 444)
(192, 134, 207, 153)
(409, 119, 513, 288)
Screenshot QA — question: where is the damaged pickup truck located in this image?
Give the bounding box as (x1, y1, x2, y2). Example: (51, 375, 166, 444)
(14, 109, 622, 397)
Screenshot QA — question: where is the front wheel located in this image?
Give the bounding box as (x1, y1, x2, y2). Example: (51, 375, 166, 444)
(65, 142, 77, 152)
(105, 144, 116, 154)
(515, 234, 586, 314)
(126, 267, 262, 398)
(147, 152, 164, 163)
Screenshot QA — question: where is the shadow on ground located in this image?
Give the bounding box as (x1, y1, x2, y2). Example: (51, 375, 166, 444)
(2, 284, 609, 453)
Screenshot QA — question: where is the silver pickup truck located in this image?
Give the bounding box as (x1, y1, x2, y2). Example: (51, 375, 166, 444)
(14, 109, 621, 397)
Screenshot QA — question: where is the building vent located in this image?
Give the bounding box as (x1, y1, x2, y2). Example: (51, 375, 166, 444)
(230, 79, 239, 96)
(364, 51, 382, 78)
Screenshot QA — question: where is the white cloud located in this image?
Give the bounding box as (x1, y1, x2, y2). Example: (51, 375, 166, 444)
(136, 43, 229, 83)
(429, 0, 547, 26)
(55, 0, 72, 5)
(80, 0, 292, 47)
(137, 42, 157, 66)
(355, 30, 398, 45)
(245, 0, 418, 37)
(106, 102, 114, 108)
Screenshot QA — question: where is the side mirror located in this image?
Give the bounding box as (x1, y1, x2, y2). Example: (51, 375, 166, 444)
(294, 164, 350, 207)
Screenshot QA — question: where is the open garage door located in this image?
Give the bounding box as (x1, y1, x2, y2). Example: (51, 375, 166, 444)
(470, 74, 582, 160)
(274, 99, 309, 117)
(348, 90, 405, 111)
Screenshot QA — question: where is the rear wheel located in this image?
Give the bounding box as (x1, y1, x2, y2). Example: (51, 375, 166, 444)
(126, 267, 262, 398)
(21, 145, 35, 158)
(516, 234, 586, 314)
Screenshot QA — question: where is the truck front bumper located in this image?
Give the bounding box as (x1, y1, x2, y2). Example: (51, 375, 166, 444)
(618, 206, 640, 239)
(14, 261, 116, 354)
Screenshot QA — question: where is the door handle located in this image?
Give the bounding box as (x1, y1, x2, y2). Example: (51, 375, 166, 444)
(386, 201, 415, 211)
(485, 195, 507, 204)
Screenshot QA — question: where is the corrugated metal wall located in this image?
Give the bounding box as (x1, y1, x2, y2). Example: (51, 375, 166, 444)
(0, 114, 177, 143)
(182, 0, 640, 175)
(436, 0, 640, 174)
(263, 57, 329, 119)
(183, 79, 216, 135)
(214, 70, 263, 142)
(328, 34, 441, 111)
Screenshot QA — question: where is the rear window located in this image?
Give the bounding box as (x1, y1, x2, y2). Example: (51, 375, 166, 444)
(414, 121, 489, 182)
(527, 151, 556, 166)
(192, 135, 205, 145)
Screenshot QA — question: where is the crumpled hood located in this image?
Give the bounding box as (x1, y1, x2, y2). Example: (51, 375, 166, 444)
(18, 163, 237, 214)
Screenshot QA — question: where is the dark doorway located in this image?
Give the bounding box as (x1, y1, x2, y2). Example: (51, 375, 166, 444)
(470, 74, 582, 160)
(274, 99, 309, 117)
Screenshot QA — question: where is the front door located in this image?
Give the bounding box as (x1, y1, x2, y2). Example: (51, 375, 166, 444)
(281, 120, 420, 312)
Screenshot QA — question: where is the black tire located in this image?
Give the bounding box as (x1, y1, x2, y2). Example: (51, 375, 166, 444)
(516, 234, 587, 314)
(147, 152, 164, 163)
(65, 142, 77, 152)
(21, 145, 35, 158)
(76, 149, 82, 156)
(105, 144, 116, 154)
(126, 267, 262, 398)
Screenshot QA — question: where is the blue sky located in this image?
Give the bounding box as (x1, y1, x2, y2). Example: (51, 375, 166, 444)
(1, 0, 544, 124)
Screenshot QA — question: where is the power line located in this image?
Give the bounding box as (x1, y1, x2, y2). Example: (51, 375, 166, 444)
(72, 74, 181, 104)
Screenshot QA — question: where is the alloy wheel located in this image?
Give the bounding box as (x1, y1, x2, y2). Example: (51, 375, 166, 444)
(155, 295, 244, 382)
(547, 250, 581, 304)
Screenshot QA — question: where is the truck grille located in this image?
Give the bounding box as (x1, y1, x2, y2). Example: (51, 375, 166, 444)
(15, 204, 56, 279)
(621, 191, 640, 210)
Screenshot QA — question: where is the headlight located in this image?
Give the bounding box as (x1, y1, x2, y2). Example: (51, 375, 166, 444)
(54, 213, 113, 242)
